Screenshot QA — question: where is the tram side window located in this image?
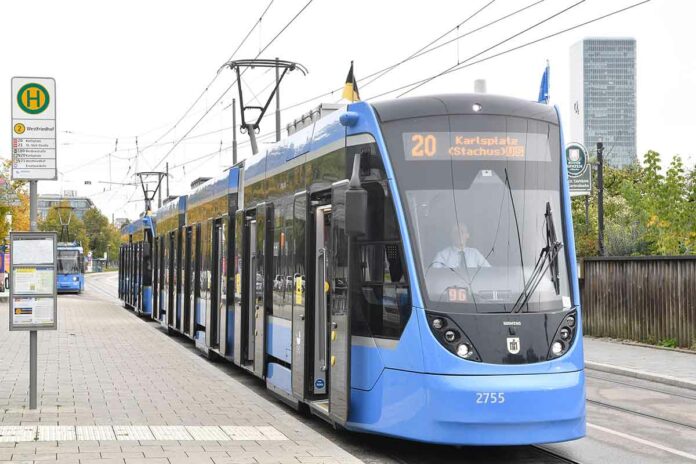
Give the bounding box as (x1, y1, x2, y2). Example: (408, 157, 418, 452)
(272, 201, 292, 320)
(352, 182, 411, 339)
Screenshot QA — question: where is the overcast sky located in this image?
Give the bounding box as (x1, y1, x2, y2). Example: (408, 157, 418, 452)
(1, 0, 693, 220)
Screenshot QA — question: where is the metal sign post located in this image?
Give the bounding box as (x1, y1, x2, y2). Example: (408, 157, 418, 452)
(10, 76, 57, 410)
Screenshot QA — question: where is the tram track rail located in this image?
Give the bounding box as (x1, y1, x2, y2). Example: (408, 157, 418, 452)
(532, 445, 584, 464)
(587, 398, 696, 432)
(586, 369, 696, 401)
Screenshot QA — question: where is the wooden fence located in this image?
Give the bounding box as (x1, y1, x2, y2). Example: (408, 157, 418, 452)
(580, 256, 696, 347)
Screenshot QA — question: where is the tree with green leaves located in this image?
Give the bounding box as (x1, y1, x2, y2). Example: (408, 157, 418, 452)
(572, 150, 695, 257)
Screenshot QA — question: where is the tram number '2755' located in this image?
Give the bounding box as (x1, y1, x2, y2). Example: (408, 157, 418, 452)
(476, 392, 505, 404)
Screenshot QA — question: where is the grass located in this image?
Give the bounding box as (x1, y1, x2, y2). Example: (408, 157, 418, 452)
(658, 338, 678, 348)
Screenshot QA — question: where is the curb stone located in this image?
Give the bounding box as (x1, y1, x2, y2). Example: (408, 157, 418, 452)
(586, 361, 696, 392)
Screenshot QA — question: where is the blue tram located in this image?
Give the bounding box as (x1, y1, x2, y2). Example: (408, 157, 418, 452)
(120, 94, 585, 445)
(57, 242, 84, 293)
(118, 215, 154, 316)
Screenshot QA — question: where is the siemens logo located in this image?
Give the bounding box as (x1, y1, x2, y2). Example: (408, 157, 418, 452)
(503, 321, 522, 326)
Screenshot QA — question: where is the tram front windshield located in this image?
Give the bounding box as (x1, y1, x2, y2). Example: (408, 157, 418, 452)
(382, 114, 571, 314)
(58, 250, 81, 275)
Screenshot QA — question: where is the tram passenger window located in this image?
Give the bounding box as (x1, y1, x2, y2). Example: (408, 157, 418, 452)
(356, 244, 410, 339)
(352, 181, 410, 339)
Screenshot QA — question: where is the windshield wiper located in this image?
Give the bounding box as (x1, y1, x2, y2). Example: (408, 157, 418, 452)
(510, 202, 563, 313)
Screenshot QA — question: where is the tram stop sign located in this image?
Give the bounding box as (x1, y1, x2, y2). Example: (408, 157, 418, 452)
(566, 142, 591, 197)
(11, 77, 57, 181)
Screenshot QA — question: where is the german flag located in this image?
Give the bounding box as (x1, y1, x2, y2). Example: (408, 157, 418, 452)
(342, 61, 360, 102)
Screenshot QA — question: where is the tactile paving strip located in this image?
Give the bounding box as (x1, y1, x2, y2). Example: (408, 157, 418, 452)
(150, 425, 193, 441)
(113, 425, 155, 441)
(0, 425, 288, 442)
(186, 426, 230, 441)
(38, 426, 77, 441)
(0, 426, 37, 442)
(76, 426, 117, 441)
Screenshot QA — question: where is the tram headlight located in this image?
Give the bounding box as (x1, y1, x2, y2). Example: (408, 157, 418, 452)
(551, 341, 564, 356)
(73, 276, 79, 282)
(565, 315, 576, 327)
(431, 318, 445, 330)
(456, 343, 471, 358)
(472, 103, 483, 112)
(444, 330, 458, 342)
(560, 327, 571, 340)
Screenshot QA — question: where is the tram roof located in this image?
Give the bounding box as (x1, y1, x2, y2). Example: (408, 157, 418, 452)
(371, 94, 559, 124)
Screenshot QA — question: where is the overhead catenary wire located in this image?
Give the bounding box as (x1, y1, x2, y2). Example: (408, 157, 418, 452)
(108, 0, 651, 217)
(359, 0, 499, 89)
(151, 0, 316, 171)
(137, 0, 276, 154)
(395, 0, 587, 98)
(367, 0, 652, 101)
(220, 0, 546, 115)
(107, 0, 536, 172)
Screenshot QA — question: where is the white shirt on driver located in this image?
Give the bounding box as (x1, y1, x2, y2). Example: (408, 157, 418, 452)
(431, 246, 491, 269)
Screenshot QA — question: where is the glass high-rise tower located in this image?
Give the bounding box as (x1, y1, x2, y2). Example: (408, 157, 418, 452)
(569, 38, 637, 168)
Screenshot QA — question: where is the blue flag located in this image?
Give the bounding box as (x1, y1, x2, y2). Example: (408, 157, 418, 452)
(538, 61, 550, 104)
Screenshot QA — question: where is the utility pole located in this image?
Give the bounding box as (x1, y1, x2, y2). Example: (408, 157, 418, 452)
(232, 98, 238, 165)
(275, 57, 281, 142)
(165, 162, 170, 198)
(597, 141, 605, 256)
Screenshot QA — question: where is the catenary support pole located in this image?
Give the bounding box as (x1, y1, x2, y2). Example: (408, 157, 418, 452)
(29, 180, 38, 409)
(232, 98, 238, 165)
(275, 57, 281, 142)
(597, 141, 605, 256)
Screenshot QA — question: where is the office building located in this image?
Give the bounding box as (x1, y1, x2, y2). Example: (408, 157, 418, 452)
(570, 38, 637, 168)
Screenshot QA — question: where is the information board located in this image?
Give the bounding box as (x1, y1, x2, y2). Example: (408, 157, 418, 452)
(9, 232, 57, 331)
(566, 142, 592, 197)
(11, 77, 57, 181)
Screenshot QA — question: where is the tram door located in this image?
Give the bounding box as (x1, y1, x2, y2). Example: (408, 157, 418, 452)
(311, 185, 351, 425)
(207, 219, 221, 349)
(183, 226, 193, 336)
(313, 205, 331, 396)
(246, 218, 258, 367)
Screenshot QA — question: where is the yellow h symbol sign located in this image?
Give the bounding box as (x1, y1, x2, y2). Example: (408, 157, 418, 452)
(17, 82, 49, 114)
(25, 89, 42, 109)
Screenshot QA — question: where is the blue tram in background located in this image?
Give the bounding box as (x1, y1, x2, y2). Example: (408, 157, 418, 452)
(118, 215, 154, 316)
(118, 94, 585, 445)
(57, 242, 84, 293)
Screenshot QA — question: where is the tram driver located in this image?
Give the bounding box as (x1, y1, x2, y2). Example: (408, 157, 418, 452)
(431, 223, 490, 269)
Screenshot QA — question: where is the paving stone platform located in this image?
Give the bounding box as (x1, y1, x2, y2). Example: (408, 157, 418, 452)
(0, 273, 362, 464)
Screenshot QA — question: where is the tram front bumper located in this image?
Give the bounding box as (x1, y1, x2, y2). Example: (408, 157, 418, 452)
(348, 368, 585, 445)
(57, 276, 81, 292)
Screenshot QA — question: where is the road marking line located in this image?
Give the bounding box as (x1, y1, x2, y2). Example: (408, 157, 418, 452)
(588, 423, 696, 462)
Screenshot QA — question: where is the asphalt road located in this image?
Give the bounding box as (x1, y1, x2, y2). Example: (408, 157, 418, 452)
(88, 272, 696, 464)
